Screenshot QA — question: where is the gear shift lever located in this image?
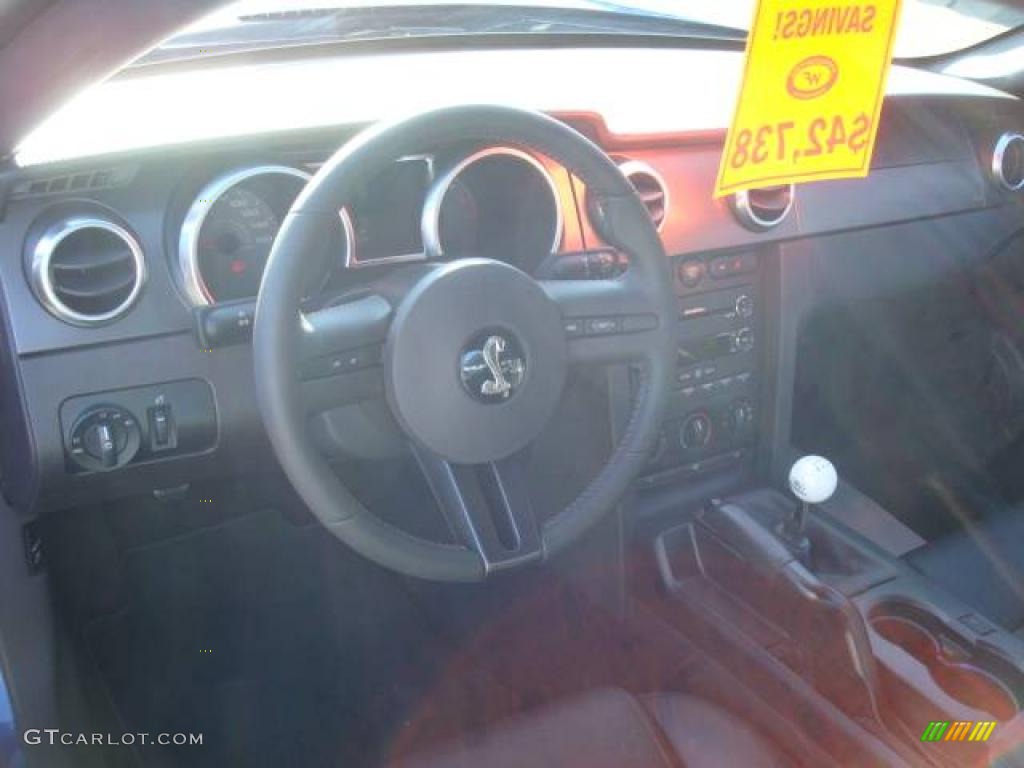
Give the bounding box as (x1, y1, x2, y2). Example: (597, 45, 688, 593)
(780, 455, 838, 556)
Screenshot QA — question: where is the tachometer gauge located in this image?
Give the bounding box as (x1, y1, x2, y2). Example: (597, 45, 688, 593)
(179, 165, 352, 306)
(423, 147, 562, 273)
(434, 178, 479, 256)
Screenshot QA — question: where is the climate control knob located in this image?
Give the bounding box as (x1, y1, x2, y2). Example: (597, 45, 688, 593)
(679, 411, 713, 452)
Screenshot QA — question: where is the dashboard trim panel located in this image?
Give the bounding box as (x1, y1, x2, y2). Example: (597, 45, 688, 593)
(0, 77, 1020, 516)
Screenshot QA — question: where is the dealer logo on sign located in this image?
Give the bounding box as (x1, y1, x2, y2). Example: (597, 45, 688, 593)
(786, 56, 839, 100)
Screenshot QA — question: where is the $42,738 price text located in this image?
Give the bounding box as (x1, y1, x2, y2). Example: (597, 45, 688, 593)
(728, 112, 872, 171)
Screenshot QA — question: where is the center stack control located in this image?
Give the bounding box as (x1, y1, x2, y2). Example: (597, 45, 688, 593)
(640, 250, 761, 484)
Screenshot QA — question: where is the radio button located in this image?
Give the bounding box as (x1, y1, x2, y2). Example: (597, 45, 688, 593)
(563, 318, 585, 337)
(622, 314, 658, 332)
(585, 317, 621, 335)
(709, 258, 730, 279)
(734, 327, 755, 353)
(710, 253, 757, 279)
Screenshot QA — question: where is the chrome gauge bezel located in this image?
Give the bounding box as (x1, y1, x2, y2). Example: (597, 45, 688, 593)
(421, 146, 563, 259)
(178, 164, 354, 306)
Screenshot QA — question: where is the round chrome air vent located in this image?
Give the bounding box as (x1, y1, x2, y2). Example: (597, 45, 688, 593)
(731, 185, 795, 231)
(992, 133, 1024, 191)
(30, 217, 146, 326)
(617, 160, 668, 231)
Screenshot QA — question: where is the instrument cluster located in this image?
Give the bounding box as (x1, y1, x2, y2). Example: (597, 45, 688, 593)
(176, 146, 565, 307)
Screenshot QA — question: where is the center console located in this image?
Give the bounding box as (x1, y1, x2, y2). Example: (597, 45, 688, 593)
(648, 466, 1024, 765)
(639, 249, 762, 485)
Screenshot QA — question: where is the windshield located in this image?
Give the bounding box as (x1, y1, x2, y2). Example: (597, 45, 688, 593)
(151, 0, 1020, 64)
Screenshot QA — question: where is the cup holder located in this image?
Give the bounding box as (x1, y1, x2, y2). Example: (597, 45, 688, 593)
(869, 601, 1022, 720)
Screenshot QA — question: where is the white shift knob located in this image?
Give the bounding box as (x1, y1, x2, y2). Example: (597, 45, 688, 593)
(788, 455, 837, 505)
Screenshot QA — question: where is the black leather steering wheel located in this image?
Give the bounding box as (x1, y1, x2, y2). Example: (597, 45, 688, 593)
(254, 105, 676, 581)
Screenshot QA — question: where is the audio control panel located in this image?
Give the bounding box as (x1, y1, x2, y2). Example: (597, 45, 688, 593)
(639, 249, 761, 485)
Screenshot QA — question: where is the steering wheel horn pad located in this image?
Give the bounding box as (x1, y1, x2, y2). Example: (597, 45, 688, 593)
(386, 258, 567, 464)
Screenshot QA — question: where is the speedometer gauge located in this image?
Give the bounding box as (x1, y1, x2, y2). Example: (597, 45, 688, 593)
(197, 186, 279, 301)
(178, 165, 353, 306)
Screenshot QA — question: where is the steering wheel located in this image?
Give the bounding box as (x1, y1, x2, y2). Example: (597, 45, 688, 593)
(254, 105, 676, 581)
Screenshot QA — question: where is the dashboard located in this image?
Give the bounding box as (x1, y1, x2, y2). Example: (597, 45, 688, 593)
(0, 46, 1022, 514)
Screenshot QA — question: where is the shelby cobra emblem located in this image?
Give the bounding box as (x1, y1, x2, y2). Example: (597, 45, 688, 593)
(459, 332, 526, 403)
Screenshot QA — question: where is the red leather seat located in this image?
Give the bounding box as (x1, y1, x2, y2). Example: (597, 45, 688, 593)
(398, 688, 786, 768)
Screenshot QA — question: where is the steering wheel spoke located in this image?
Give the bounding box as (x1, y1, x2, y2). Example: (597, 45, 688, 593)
(299, 294, 391, 361)
(541, 275, 663, 365)
(295, 293, 392, 410)
(413, 446, 542, 573)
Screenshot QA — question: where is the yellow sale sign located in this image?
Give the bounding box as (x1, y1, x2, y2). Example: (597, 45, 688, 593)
(714, 0, 903, 197)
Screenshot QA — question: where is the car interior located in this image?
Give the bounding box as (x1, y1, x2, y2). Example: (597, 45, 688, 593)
(4, 1, 1024, 766)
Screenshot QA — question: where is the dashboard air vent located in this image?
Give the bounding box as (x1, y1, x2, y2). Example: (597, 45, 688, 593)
(617, 160, 668, 231)
(993, 133, 1024, 191)
(30, 218, 146, 326)
(731, 185, 795, 231)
